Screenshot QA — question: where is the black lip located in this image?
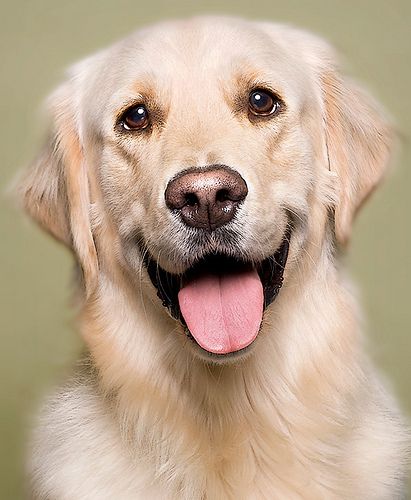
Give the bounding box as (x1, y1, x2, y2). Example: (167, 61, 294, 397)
(141, 228, 291, 324)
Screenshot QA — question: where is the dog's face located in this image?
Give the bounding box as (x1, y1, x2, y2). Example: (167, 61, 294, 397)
(20, 17, 391, 363)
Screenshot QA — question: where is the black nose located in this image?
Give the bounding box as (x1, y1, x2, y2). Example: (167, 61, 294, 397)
(165, 165, 248, 231)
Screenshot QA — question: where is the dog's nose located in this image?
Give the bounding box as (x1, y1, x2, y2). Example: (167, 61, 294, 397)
(165, 166, 248, 230)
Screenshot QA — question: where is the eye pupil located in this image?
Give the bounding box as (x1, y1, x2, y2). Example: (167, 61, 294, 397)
(122, 105, 149, 130)
(249, 89, 280, 116)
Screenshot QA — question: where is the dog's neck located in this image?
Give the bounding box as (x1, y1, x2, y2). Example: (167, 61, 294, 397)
(77, 236, 366, 496)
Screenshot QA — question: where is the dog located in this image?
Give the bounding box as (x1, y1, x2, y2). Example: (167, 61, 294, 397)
(19, 16, 409, 499)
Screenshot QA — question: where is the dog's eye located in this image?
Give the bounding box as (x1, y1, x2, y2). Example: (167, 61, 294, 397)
(249, 89, 281, 116)
(121, 105, 150, 131)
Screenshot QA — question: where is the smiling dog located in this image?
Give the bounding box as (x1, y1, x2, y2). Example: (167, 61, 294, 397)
(20, 16, 408, 499)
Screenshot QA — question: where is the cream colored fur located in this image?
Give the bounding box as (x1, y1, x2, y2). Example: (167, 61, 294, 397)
(19, 16, 408, 499)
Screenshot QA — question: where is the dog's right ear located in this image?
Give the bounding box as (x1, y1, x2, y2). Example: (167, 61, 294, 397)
(17, 81, 98, 292)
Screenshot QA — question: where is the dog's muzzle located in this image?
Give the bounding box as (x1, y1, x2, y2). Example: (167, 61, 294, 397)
(139, 165, 291, 356)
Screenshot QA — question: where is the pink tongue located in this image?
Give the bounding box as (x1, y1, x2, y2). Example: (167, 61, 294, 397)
(178, 269, 264, 354)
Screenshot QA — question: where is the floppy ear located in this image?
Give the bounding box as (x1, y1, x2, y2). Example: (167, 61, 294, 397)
(322, 71, 393, 245)
(18, 82, 98, 292)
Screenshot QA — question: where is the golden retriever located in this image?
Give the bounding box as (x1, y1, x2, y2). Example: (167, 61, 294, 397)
(19, 16, 409, 499)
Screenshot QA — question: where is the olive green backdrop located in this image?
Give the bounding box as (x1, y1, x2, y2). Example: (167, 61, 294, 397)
(1, 1, 410, 498)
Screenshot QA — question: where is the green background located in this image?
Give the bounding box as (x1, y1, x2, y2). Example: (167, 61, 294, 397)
(1, 1, 410, 498)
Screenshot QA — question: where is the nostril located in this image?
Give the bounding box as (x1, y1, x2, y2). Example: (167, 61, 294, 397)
(184, 192, 198, 207)
(216, 189, 230, 203)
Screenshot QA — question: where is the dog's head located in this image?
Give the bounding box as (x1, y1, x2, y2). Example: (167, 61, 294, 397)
(19, 17, 391, 363)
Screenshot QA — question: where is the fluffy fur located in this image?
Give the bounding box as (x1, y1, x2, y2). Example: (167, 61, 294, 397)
(19, 16, 408, 499)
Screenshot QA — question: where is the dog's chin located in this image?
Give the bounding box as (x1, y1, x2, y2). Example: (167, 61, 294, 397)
(140, 227, 291, 362)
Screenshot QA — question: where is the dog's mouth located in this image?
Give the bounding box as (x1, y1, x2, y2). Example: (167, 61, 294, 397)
(142, 229, 291, 356)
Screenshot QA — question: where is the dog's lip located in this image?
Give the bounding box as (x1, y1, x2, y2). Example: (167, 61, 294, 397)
(140, 228, 291, 351)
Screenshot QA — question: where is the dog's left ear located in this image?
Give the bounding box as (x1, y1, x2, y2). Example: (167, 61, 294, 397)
(321, 70, 393, 245)
(17, 79, 98, 294)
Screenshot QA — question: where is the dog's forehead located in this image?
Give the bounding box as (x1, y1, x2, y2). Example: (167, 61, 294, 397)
(125, 18, 285, 73)
(78, 18, 321, 134)
(106, 18, 312, 99)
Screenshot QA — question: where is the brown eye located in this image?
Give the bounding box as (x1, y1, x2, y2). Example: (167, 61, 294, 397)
(121, 105, 149, 130)
(249, 89, 281, 116)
